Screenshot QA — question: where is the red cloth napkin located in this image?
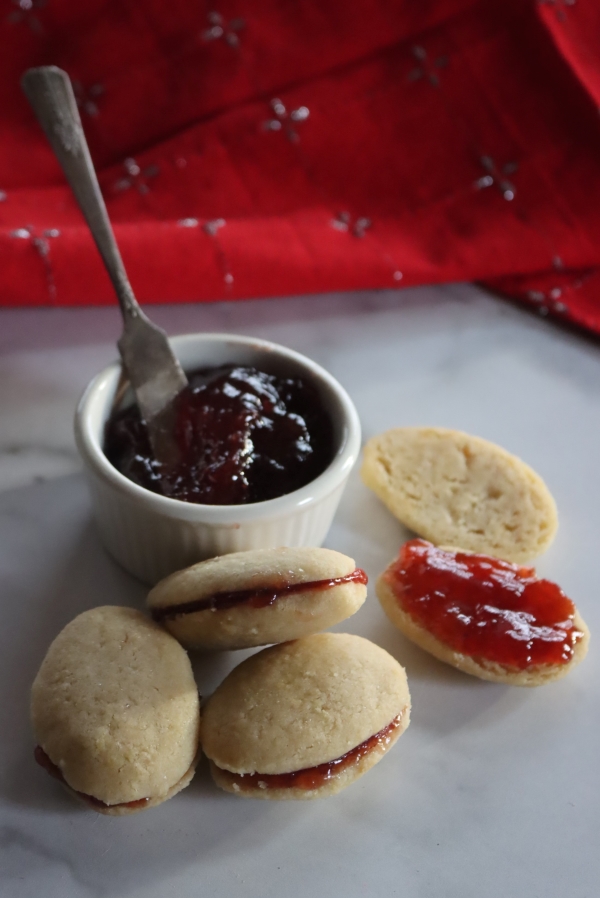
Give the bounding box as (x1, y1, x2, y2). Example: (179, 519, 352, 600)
(1, 0, 599, 332)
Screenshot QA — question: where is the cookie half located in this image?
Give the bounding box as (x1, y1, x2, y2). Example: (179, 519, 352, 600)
(377, 540, 589, 686)
(31, 606, 200, 814)
(147, 547, 367, 651)
(202, 633, 410, 799)
(361, 426, 558, 563)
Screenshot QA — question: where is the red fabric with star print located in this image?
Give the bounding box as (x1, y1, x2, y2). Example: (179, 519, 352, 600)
(0, 0, 599, 331)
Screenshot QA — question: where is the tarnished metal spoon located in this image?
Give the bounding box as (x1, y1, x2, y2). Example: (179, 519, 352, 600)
(21, 65, 187, 467)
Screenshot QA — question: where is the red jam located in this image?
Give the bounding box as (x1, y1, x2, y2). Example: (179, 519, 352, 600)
(152, 568, 368, 621)
(384, 539, 584, 669)
(34, 746, 150, 811)
(104, 365, 334, 505)
(218, 714, 403, 793)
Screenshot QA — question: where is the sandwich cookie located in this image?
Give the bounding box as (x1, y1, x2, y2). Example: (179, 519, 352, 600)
(31, 606, 200, 814)
(147, 547, 367, 651)
(201, 632, 411, 799)
(361, 426, 558, 563)
(377, 539, 590, 686)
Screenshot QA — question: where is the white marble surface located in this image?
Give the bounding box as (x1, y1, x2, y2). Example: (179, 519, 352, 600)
(1, 284, 599, 898)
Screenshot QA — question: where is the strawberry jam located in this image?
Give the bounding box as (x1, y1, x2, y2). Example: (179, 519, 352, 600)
(34, 746, 150, 810)
(217, 714, 403, 793)
(104, 365, 334, 505)
(384, 539, 583, 669)
(152, 568, 368, 621)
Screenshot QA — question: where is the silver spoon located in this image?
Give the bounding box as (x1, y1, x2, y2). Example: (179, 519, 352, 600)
(21, 65, 187, 467)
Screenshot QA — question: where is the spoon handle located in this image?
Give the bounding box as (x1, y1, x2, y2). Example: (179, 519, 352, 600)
(21, 66, 138, 318)
(21, 66, 187, 425)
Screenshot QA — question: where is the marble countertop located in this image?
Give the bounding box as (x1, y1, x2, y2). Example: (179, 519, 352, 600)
(1, 284, 599, 898)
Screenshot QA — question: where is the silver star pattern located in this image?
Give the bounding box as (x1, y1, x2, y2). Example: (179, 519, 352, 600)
(7, 0, 46, 31)
(73, 81, 105, 117)
(330, 212, 371, 238)
(10, 225, 60, 300)
(475, 156, 518, 201)
(203, 218, 226, 236)
(203, 219, 232, 284)
(527, 286, 568, 316)
(114, 158, 160, 195)
(263, 99, 310, 143)
(176, 218, 233, 286)
(202, 11, 245, 47)
(408, 46, 449, 88)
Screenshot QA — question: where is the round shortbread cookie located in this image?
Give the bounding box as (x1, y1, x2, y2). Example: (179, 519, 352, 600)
(147, 547, 367, 651)
(31, 606, 200, 813)
(376, 549, 590, 686)
(202, 633, 410, 799)
(361, 427, 558, 563)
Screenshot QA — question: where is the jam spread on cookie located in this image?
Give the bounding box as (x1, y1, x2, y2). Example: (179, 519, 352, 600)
(217, 714, 403, 792)
(151, 568, 368, 621)
(34, 746, 150, 811)
(104, 364, 334, 505)
(384, 539, 584, 669)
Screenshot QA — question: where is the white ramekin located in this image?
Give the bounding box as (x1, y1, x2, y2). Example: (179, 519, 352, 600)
(75, 333, 361, 584)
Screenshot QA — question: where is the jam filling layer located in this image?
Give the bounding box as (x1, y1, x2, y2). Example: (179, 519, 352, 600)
(152, 568, 368, 621)
(384, 539, 584, 669)
(216, 713, 403, 792)
(35, 746, 150, 810)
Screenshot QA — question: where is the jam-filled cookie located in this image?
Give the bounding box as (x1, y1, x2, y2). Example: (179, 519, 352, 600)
(361, 426, 558, 563)
(201, 633, 411, 799)
(147, 547, 367, 651)
(31, 606, 200, 814)
(377, 540, 589, 686)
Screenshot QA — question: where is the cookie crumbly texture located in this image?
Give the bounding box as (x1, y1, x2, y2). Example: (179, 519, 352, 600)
(31, 606, 200, 814)
(202, 632, 410, 798)
(361, 427, 558, 563)
(147, 547, 367, 651)
(376, 562, 590, 687)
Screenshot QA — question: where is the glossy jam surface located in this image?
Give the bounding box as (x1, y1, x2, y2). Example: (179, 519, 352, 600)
(152, 568, 368, 621)
(385, 539, 583, 669)
(104, 365, 334, 505)
(34, 746, 150, 810)
(219, 714, 403, 793)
